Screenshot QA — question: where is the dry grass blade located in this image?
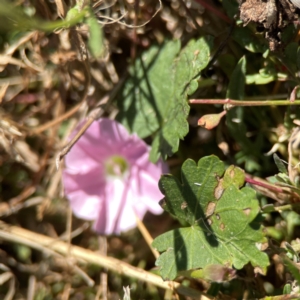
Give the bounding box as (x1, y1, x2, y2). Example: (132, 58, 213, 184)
(0, 272, 15, 300)
(135, 214, 159, 259)
(4, 32, 37, 56)
(0, 221, 212, 300)
(0, 55, 27, 69)
(0, 83, 9, 103)
(27, 275, 36, 300)
(54, 0, 67, 17)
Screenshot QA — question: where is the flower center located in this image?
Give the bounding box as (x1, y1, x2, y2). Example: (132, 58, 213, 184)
(104, 155, 129, 178)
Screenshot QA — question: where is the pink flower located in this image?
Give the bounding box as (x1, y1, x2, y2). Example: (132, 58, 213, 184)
(63, 118, 168, 235)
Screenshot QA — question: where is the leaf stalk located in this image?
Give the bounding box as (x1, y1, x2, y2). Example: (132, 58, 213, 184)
(189, 99, 300, 106)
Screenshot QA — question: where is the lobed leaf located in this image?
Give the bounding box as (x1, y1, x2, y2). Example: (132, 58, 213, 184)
(117, 37, 213, 162)
(152, 156, 269, 280)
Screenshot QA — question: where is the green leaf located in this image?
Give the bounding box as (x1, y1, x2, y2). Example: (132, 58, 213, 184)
(222, 0, 239, 19)
(232, 27, 268, 53)
(117, 37, 213, 162)
(284, 257, 300, 285)
(283, 283, 292, 294)
(273, 153, 288, 175)
(226, 56, 263, 172)
(246, 71, 277, 85)
(218, 54, 237, 79)
(86, 13, 104, 58)
(226, 56, 246, 100)
(284, 42, 298, 73)
(285, 42, 298, 67)
(225, 56, 248, 157)
(285, 242, 300, 262)
(152, 156, 269, 280)
(117, 40, 181, 138)
(297, 47, 300, 71)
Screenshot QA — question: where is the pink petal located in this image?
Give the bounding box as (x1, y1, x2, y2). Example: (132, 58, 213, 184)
(129, 166, 164, 215)
(63, 167, 105, 193)
(63, 118, 169, 235)
(93, 178, 147, 235)
(67, 190, 101, 220)
(63, 168, 105, 220)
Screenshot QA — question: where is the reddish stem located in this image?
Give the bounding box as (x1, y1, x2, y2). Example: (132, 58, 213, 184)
(245, 175, 284, 193)
(189, 98, 299, 106)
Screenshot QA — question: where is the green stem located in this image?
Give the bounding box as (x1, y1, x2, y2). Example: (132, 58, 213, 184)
(0, 1, 87, 33)
(189, 99, 300, 106)
(262, 203, 300, 213)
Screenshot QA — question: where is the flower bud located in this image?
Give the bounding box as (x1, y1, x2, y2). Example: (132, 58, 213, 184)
(198, 111, 227, 130)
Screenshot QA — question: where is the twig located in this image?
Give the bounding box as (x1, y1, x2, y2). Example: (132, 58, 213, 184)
(30, 59, 90, 135)
(55, 74, 126, 168)
(55, 116, 95, 169)
(0, 196, 44, 218)
(7, 186, 36, 207)
(0, 221, 212, 300)
(59, 222, 90, 241)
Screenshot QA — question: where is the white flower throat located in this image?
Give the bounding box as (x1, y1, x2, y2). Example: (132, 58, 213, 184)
(104, 155, 129, 179)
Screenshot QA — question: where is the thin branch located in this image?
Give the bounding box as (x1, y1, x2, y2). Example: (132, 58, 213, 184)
(55, 115, 95, 169)
(30, 59, 90, 135)
(56, 75, 126, 168)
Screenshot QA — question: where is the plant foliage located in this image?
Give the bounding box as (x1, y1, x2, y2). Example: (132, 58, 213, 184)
(117, 37, 213, 162)
(152, 156, 269, 280)
(3, 0, 300, 298)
